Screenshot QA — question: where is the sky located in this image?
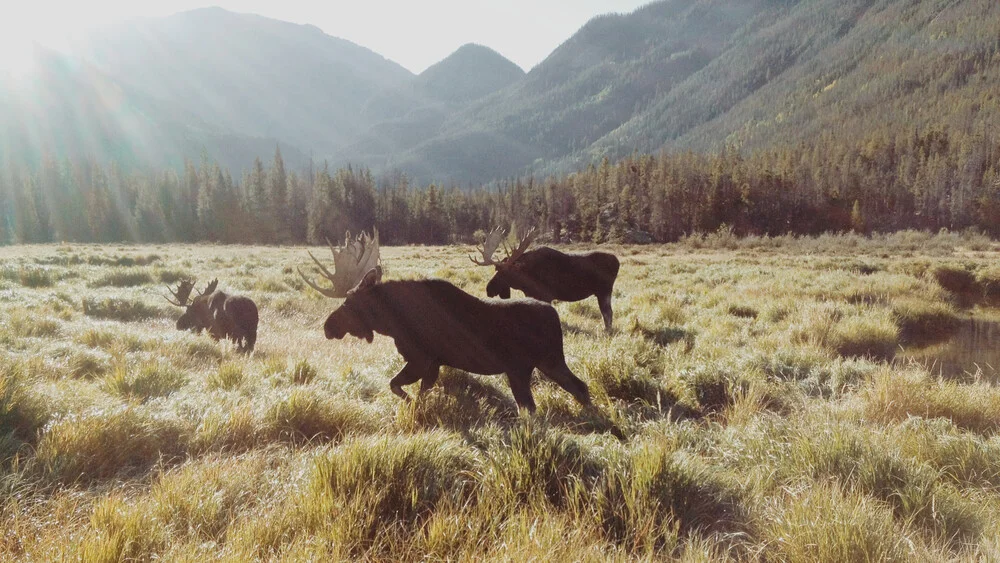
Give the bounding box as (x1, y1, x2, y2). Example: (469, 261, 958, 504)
(0, 0, 654, 73)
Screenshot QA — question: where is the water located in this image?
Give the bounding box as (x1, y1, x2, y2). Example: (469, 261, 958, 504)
(898, 315, 1000, 383)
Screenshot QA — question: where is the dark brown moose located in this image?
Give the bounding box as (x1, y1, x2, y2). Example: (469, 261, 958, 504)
(299, 230, 591, 412)
(471, 227, 620, 331)
(165, 279, 259, 354)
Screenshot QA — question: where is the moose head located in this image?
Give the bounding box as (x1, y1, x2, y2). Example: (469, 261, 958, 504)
(298, 229, 382, 342)
(165, 278, 220, 333)
(470, 226, 537, 299)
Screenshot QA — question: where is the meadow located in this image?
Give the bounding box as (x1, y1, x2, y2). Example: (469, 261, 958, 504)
(2, 229, 1000, 561)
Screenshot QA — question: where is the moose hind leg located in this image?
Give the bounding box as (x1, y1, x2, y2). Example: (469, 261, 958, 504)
(506, 370, 537, 413)
(539, 358, 591, 406)
(597, 293, 613, 332)
(419, 364, 441, 394)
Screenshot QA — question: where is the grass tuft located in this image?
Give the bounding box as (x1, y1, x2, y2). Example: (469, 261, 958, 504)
(206, 362, 245, 391)
(82, 297, 166, 322)
(88, 268, 155, 288)
(35, 407, 188, 483)
(103, 361, 186, 402)
(264, 390, 379, 444)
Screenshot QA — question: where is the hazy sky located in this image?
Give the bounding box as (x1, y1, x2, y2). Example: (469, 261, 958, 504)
(3, 1, 654, 73)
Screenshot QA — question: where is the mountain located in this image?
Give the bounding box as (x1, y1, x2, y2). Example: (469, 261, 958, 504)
(8, 1, 1000, 186)
(338, 43, 526, 172)
(368, 0, 777, 181)
(0, 46, 308, 172)
(378, 0, 1000, 183)
(76, 7, 413, 158)
(415, 43, 525, 105)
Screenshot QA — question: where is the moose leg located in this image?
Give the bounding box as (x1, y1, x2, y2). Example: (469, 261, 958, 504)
(538, 358, 591, 406)
(597, 293, 613, 332)
(419, 364, 441, 394)
(506, 370, 537, 413)
(389, 359, 433, 402)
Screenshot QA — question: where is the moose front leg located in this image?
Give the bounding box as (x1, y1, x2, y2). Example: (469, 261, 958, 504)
(389, 358, 435, 402)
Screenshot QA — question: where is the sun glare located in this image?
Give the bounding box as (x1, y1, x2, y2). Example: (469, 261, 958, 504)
(0, 21, 40, 77)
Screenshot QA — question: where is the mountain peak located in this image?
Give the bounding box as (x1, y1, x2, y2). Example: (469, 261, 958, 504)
(416, 43, 525, 104)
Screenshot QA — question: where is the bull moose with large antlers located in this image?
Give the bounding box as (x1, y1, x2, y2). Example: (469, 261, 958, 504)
(299, 229, 591, 412)
(165, 279, 259, 354)
(471, 227, 620, 331)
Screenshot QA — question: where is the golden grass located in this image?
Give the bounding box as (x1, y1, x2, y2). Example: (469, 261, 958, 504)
(0, 236, 999, 559)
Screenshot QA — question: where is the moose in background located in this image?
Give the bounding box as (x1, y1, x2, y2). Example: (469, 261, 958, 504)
(165, 279, 259, 354)
(299, 230, 591, 412)
(471, 227, 620, 331)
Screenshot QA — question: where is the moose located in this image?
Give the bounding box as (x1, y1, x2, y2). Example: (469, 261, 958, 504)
(471, 227, 621, 331)
(298, 230, 591, 412)
(165, 279, 259, 354)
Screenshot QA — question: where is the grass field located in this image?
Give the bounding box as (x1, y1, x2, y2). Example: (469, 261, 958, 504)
(2, 230, 1000, 561)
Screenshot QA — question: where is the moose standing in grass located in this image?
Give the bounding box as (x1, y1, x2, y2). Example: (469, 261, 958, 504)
(299, 229, 591, 412)
(165, 279, 259, 354)
(471, 227, 620, 331)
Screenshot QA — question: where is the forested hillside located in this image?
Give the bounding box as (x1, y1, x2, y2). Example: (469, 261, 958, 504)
(394, 0, 1000, 182)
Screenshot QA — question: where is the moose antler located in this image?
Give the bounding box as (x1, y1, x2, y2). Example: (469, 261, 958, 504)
(469, 227, 507, 266)
(507, 227, 537, 263)
(299, 229, 381, 298)
(164, 279, 196, 307)
(199, 279, 219, 296)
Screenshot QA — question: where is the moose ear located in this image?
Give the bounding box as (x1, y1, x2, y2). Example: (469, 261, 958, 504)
(351, 266, 382, 293)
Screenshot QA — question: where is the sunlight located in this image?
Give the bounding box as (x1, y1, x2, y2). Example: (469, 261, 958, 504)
(0, 11, 71, 78)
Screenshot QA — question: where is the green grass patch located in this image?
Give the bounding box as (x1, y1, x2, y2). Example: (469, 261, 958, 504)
(82, 297, 166, 322)
(88, 267, 155, 288)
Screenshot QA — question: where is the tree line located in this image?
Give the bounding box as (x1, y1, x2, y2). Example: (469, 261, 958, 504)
(1, 124, 999, 246)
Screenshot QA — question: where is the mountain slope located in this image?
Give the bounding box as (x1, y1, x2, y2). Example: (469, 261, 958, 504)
(376, 0, 1000, 183)
(77, 7, 413, 156)
(415, 43, 525, 104)
(382, 0, 777, 181)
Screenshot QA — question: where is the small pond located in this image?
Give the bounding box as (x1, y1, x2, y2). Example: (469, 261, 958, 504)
(898, 314, 1000, 383)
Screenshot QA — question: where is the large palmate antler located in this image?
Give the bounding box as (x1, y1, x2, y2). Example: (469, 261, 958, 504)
(507, 227, 537, 263)
(469, 226, 507, 266)
(299, 229, 381, 298)
(165, 279, 196, 307)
